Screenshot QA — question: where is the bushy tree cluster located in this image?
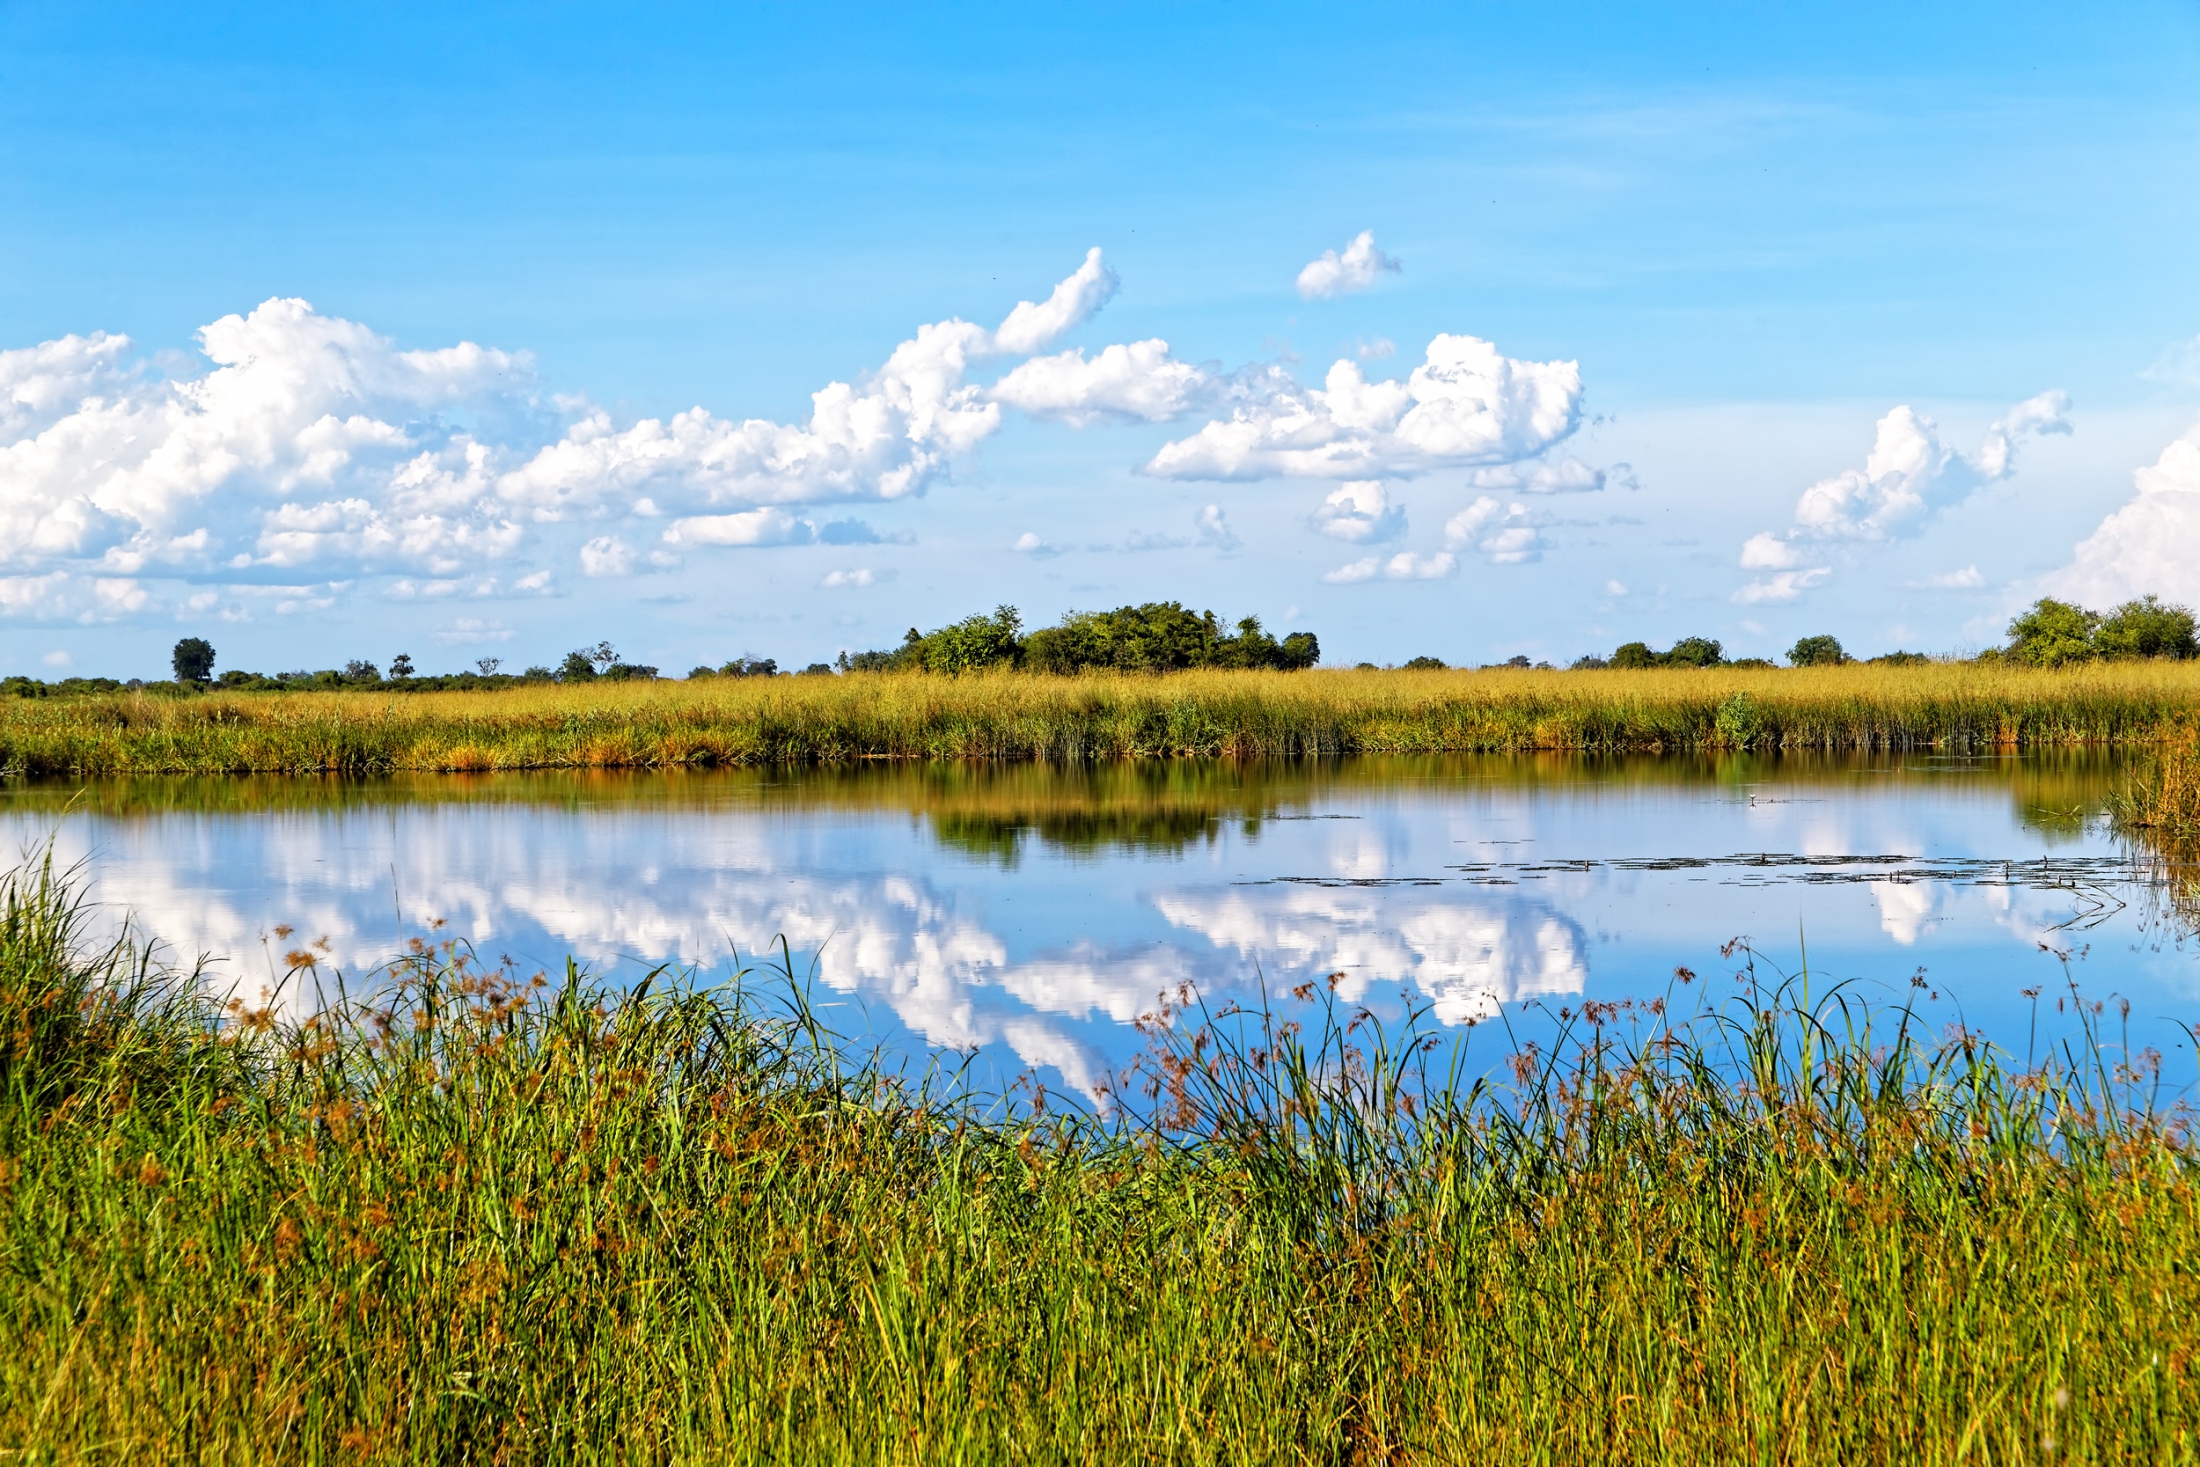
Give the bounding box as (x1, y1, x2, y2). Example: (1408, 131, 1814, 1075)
(837, 602, 1318, 676)
(1579, 636, 1728, 670)
(555, 642, 658, 682)
(2001, 595, 2198, 668)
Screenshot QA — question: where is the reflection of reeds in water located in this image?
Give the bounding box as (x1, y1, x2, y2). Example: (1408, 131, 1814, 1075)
(0, 748, 2155, 865)
(4, 850, 2197, 1459)
(2, 661, 2198, 775)
(2114, 722, 2200, 930)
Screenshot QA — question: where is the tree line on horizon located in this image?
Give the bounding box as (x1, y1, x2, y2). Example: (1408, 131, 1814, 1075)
(2, 592, 2192, 698)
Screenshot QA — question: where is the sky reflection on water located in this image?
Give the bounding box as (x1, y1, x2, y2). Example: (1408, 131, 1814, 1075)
(2, 754, 2193, 1103)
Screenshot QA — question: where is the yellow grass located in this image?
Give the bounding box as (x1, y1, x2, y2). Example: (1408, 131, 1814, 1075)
(2, 661, 2198, 775)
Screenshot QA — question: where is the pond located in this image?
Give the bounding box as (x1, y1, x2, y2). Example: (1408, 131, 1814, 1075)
(5, 753, 2194, 1102)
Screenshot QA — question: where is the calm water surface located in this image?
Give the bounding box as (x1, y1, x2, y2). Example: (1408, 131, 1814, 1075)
(5, 754, 2194, 1101)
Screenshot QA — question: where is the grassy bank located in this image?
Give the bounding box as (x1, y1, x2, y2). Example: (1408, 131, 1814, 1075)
(5, 661, 2200, 776)
(3, 854, 2197, 1462)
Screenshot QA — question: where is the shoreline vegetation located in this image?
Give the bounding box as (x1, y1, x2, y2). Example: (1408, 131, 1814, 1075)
(2, 849, 2195, 1459)
(2, 662, 2200, 776)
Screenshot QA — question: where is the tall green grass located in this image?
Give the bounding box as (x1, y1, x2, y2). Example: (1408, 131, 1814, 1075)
(2, 852, 2196, 1461)
(3, 661, 2198, 775)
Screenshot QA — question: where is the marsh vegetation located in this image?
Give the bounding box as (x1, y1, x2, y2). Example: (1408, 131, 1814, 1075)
(1, 660, 2198, 777)
(0, 845, 2193, 1461)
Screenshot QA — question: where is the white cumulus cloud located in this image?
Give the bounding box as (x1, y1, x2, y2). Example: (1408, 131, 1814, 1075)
(1295, 230, 1401, 300)
(1444, 496, 1543, 564)
(1310, 480, 1405, 542)
(2043, 423, 2200, 606)
(0, 250, 1155, 622)
(986, 339, 1214, 425)
(1144, 335, 1582, 483)
(1732, 391, 2067, 605)
(1733, 568, 1833, 604)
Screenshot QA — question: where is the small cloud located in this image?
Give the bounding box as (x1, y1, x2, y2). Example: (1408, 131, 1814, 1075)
(1910, 565, 1986, 590)
(513, 569, 554, 594)
(1322, 551, 1456, 584)
(819, 518, 883, 545)
(1466, 457, 1612, 495)
(1013, 532, 1064, 558)
(1383, 551, 1456, 580)
(1296, 230, 1402, 300)
(1195, 503, 1241, 551)
(1603, 580, 1628, 597)
(1120, 530, 1190, 551)
(1356, 337, 1396, 361)
(581, 536, 678, 576)
(40, 649, 70, 668)
(821, 567, 895, 589)
(1739, 532, 1801, 569)
(431, 617, 516, 645)
(1444, 497, 1544, 564)
(1733, 568, 1832, 604)
(580, 536, 638, 577)
(662, 508, 816, 548)
(1312, 481, 1406, 543)
(2141, 334, 2200, 387)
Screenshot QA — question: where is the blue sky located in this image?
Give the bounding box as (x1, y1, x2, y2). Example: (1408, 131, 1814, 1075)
(5, 1, 2200, 676)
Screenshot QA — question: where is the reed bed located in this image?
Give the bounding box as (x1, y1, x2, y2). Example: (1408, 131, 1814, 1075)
(2114, 720, 2200, 932)
(3, 661, 2200, 776)
(2, 850, 2196, 1463)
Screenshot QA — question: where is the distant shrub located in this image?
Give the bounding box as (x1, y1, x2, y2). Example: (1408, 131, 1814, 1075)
(1871, 651, 1933, 667)
(799, 663, 835, 676)
(1787, 635, 1847, 667)
(1570, 655, 1610, 670)
(1727, 657, 1776, 669)
(1402, 656, 1447, 670)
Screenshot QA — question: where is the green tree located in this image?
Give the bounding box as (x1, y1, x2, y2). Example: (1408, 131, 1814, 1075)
(917, 606, 1023, 675)
(2006, 598, 2100, 668)
(1664, 637, 1725, 668)
(2093, 594, 2197, 660)
(171, 637, 215, 683)
(1609, 642, 1659, 669)
(1787, 634, 1847, 667)
(557, 650, 599, 682)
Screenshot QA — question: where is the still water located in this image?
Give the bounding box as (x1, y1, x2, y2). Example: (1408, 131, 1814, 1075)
(5, 754, 2194, 1101)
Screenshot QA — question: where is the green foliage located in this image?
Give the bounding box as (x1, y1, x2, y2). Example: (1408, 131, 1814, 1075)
(1402, 655, 1448, 670)
(2095, 594, 2199, 661)
(1609, 637, 1724, 669)
(914, 604, 1025, 675)
(170, 637, 214, 683)
(2009, 598, 2103, 668)
(1871, 651, 1933, 666)
(1787, 634, 1847, 667)
(847, 603, 1317, 677)
(1609, 642, 1659, 669)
